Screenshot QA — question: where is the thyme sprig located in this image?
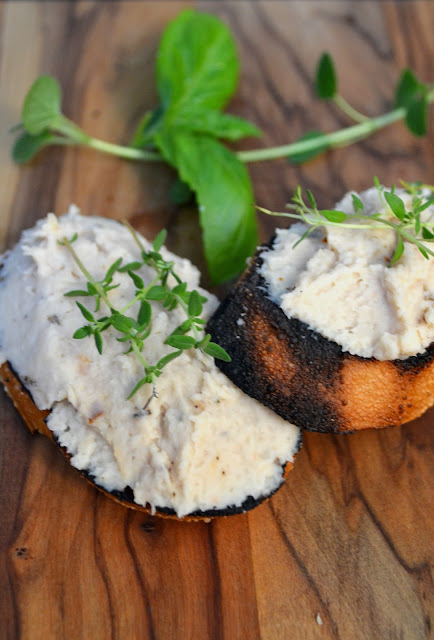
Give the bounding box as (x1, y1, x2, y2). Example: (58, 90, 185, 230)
(258, 180, 434, 266)
(59, 227, 230, 405)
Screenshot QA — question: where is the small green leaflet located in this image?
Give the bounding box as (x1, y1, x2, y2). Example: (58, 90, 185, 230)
(76, 302, 95, 322)
(406, 96, 428, 137)
(153, 229, 167, 251)
(203, 342, 231, 362)
(166, 334, 196, 349)
(394, 69, 423, 109)
(188, 290, 203, 317)
(351, 194, 364, 213)
(384, 191, 406, 220)
(321, 209, 347, 223)
(13, 131, 69, 164)
(389, 235, 404, 265)
(315, 53, 337, 99)
(22, 75, 62, 135)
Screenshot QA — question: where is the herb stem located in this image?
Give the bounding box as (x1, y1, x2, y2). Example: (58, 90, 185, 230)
(238, 88, 434, 163)
(332, 94, 369, 123)
(62, 237, 114, 310)
(86, 136, 162, 162)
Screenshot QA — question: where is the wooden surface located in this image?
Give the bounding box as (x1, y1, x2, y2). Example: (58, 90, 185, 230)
(0, 2, 433, 639)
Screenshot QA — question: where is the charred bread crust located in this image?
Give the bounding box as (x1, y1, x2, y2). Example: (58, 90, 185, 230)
(0, 361, 298, 520)
(206, 247, 434, 433)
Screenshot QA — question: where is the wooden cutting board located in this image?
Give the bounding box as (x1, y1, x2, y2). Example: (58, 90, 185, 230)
(1, 2, 433, 639)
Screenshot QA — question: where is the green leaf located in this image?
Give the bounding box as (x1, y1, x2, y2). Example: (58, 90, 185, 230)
(422, 226, 434, 240)
(352, 194, 364, 213)
(157, 9, 239, 114)
(111, 313, 134, 333)
(321, 209, 347, 223)
(156, 350, 182, 370)
(76, 302, 95, 322)
(128, 270, 144, 290)
(173, 109, 261, 141)
(287, 130, 329, 165)
(127, 376, 149, 399)
(22, 75, 62, 135)
(146, 285, 167, 301)
(169, 178, 194, 205)
(389, 235, 404, 266)
(165, 334, 196, 350)
(130, 106, 164, 148)
(138, 300, 152, 326)
(87, 282, 98, 295)
(394, 69, 422, 109)
(64, 289, 91, 297)
(153, 229, 167, 252)
(188, 289, 203, 317)
(105, 258, 123, 281)
(118, 261, 143, 273)
(155, 129, 258, 283)
(405, 95, 428, 137)
(94, 331, 103, 355)
(315, 53, 337, 99)
(12, 131, 66, 164)
(73, 326, 92, 339)
(384, 192, 406, 220)
(203, 342, 231, 362)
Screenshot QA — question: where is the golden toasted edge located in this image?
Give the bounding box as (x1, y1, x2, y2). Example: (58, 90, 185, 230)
(207, 251, 434, 433)
(0, 361, 296, 520)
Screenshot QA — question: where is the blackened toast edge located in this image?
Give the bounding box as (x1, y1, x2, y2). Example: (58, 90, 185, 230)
(206, 245, 434, 433)
(0, 361, 301, 521)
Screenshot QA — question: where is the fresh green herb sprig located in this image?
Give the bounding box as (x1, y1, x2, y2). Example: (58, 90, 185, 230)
(59, 227, 230, 405)
(12, 10, 434, 283)
(258, 179, 434, 266)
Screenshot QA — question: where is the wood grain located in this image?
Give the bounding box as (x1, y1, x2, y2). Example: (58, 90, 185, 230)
(0, 2, 433, 639)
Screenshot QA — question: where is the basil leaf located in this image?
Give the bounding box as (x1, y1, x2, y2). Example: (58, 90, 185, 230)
(315, 53, 337, 99)
(169, 178, 194, 205)
(157, 9, 238, 114)
(155, 129, 258, 283)
(174, 109, 261, 141)
(287, 130, 329, 165)
(405, 95, 428, 137)
(394, 69, 422, 109)
(22, 75, 63, 135)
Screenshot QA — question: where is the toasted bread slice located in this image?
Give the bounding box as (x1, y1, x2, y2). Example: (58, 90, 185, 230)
(206, 253, 434, 433)
(0, 361, 297, 520)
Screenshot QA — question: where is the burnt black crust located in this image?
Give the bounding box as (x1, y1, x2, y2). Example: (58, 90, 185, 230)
(10, 366, 302, 520)
(206, 243, 433, 433)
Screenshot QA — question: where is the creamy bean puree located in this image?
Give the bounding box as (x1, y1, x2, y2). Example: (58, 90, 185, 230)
(0, 209, 300, 516)
(260, 187, 434, 360)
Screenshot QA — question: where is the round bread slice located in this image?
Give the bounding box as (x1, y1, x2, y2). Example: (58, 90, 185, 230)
(0, 361, 299, 521)
(206, 252, 434, 434)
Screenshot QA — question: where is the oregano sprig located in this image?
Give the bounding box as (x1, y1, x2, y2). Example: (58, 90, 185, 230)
(258, 179, 434, 266)
(59, 226, 230, 405)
